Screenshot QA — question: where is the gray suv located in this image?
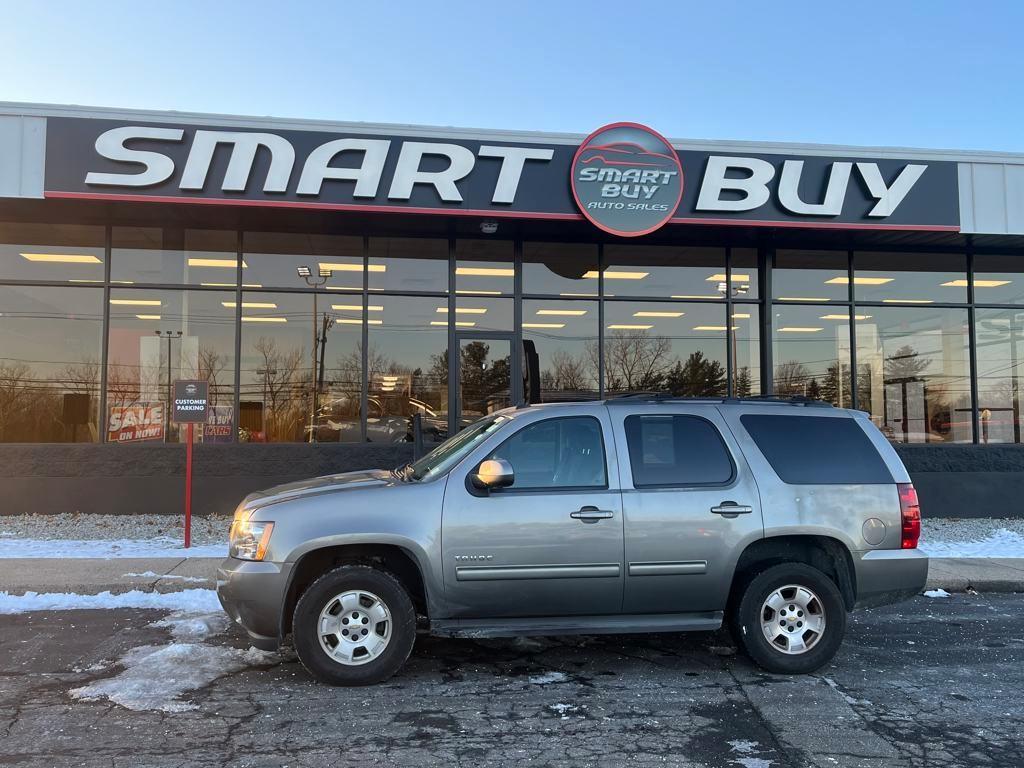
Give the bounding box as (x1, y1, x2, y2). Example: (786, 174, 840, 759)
(217, 396, 928, 685)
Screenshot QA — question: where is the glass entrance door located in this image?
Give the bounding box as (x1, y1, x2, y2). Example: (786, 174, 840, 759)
(454, 334, 517, 432)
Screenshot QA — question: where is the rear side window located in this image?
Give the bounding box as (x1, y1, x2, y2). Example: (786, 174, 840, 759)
(740, 414, 893, 484)
(624, 414, 734, 487)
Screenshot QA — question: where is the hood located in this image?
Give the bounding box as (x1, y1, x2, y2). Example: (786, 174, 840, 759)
(242, 468, 395, 510)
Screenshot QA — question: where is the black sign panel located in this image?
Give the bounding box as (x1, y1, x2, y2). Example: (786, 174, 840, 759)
(43, 116, 960, 231)
(172, 380, 209, 423)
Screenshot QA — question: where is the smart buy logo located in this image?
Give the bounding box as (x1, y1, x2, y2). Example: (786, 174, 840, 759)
(570, 122, 684, 237)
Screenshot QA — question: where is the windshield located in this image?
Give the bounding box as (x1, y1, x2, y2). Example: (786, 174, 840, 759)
(408, 415, 510, 481)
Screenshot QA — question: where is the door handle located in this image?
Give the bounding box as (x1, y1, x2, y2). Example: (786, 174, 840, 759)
(571, 506, 614, 523)
(710, 501, 754, 517)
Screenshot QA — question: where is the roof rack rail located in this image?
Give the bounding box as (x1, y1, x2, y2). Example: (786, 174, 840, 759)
(603, 392, 834, 408)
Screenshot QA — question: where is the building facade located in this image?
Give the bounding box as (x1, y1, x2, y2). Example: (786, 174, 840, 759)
(1, 103, 1023, 516)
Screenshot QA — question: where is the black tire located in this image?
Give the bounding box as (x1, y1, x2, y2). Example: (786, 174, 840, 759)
(732, 563, 846, 674)
(293, 564, 416, 686)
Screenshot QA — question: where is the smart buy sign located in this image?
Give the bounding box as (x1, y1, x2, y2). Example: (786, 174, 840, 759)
(44, 116, 959, 233)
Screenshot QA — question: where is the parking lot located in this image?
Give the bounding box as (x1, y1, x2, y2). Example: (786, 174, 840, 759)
(1, 593, 1022, 767)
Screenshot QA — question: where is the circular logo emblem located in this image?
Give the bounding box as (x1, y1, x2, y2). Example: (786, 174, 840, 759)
(185, 383, 197, 395)
(570, 122, 684, 237)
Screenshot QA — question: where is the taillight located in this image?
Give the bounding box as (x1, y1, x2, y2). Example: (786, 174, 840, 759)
(898, 483, 921, 549)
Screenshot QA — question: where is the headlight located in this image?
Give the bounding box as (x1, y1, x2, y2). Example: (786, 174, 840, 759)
(229, 514, 274, 561)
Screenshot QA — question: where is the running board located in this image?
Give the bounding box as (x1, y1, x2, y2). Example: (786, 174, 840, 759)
(429, 611, 723, 638)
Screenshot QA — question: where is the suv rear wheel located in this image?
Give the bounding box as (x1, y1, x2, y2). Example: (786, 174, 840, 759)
(293, 565, 416, 685)
(733, 563, 845, 674)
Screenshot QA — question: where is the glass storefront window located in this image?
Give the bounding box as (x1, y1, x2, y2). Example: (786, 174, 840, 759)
(603, 301, 728, 395)
(973, 254, 1024, 304)
(0, 285, 103, 442)
(731, 248, 760, 300)
(773, 250, 848, 302)
(853, 251, 967, 304)
(368, 237, 448, 293)
(455, 239, 514, 295)
(107, 289, 236, 444)
(856, 306, 972, 443)
(0, 223, 105, 283)
(112, 228, 239, 286)
(448, 295, 513, 332)
(237, 292, 362, 443)
(523, 242, 599, 296)
(522, 299, 598, 399)
(772, 304, 853, 407)
(974, 308, 1024, 443)
(368, 296, 448, 442)
(243, 232, 364, 291)
(732, 306, 761, 396)
(601, 245, 725, 299)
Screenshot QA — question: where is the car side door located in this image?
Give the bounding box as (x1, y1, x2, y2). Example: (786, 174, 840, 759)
(441, 410, 625, 619)
(612, 405, 764, 615)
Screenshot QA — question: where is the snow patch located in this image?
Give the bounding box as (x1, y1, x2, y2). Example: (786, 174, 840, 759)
(70, 643, 276, 712)
(0, 537, 225, 559)
(547, 702, 583, 719)
(922, 529, 1024, 559)
(0, 589, 221, 614)
(151, 611, 231, 640)
(728, 739, 773, 768)
(123, 571, 209, 583)
(924, 588, 951, 598)
(528, 671, 567, 685)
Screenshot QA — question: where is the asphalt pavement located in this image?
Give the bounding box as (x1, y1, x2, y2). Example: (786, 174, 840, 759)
(1, 593, 1022, 767)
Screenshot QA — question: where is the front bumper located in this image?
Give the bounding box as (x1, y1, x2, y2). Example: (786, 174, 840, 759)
(216, 557, 293, 650)
(853, 549, 929, 609)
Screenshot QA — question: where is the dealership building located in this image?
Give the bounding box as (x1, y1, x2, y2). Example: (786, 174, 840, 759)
(0, 102, 1022, 517)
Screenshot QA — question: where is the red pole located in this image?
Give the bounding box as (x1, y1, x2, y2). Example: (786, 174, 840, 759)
(185, 422, 193, 549)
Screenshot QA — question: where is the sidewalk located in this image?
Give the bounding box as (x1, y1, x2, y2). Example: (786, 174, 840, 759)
(0, 557, 1021, 597)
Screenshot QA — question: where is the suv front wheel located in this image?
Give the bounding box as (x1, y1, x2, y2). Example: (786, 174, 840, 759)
(733, 563, 846, 674)
(293, 565, 416, 685)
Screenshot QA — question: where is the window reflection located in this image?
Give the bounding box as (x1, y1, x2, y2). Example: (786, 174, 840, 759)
(603, 302, 728, 396)
(0, 223, 105, 283)
(773, 250, 847, 302)
(856, 307, 972, 443)
(731, 248, 759, 300)
(602, 245, 725, 299)
(368, 238, 448, 293)
(455, 239, 514, 295)
(975, 308, 1024, 443)
(522, 242, 599, 295)
(0, 286, 103, 442)
(107, 289, 236, 444)
(112, 229, 239, 286)
(772, 304, 853, 407)
(732, 307, 761, 396)
(522, 299, 598, 399)
(853, 252, 967, 304)
(243, 232, 363, 291)
(973, 255, 1024, 304)
(368, 296, 448, 442)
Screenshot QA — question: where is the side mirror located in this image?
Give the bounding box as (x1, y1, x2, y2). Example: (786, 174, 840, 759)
(471, 458, 515, 491)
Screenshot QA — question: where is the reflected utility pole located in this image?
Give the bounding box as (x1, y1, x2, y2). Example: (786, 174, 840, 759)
(297, 266, 333, 442)
(154, 329, 182, 441)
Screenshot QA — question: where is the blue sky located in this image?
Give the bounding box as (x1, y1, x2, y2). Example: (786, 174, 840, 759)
(1, 1, 1022, 151)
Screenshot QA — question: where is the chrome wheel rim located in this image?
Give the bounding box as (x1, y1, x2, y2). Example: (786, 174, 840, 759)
(317, 590, 392, 666)
(760, 584, 826, 655)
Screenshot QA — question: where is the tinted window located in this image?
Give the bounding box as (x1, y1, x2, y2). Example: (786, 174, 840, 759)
(741, 414, 893, 484)
(625, 415, 734, 487)
(489, 416, 606, 489)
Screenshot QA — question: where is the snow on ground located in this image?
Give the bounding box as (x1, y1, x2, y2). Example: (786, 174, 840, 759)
(528, 671, 568, 685)
(924, 588, 952, 598)
(123, 571, 209, 583)
(921, 518, 1024, 558)
(727, 740, 774, 768)
(0, 538, 225, 559)
(0, 588, 221, 614)
(70, 642, 276, 713)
